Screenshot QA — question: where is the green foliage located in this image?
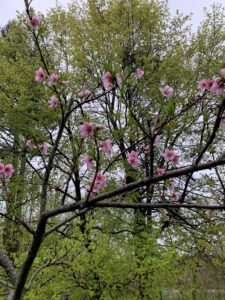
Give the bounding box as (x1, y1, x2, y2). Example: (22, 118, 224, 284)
(0, 0, 224, 299)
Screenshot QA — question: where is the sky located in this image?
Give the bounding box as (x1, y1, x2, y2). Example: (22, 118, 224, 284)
(0, 0, 224, 30)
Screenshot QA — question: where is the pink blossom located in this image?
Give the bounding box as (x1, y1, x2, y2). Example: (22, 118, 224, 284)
(79, 122, 95, 138)
(162, 209, 168, 217)
(169, 181, 175, 190)
(172, 152, 180, 167)
(49, 187, 55, 194)
(198, 79, 210, 91)
(220, 118, 225, 129)
(116, 74, 122, 88)
(170, 192, 179, 201)
(82, 154, 92, 169)
(162, 149, 179, 167)
(48, 73, 58, 86)
(195, 93, 201, 101)
(39, 186, 42, 193)
(26, 140, 36, 149)
(211, 83, 224, 96)
(136, 67, 144, 79)
(102, 71, 113, 90)
(78, 90, 92, 99)
(162, 149, 175, 161)
(49, 95, 58, 108)
(207, 79, 214, 89)
(35, 67, 46, 83)
(4, 164, 14, 177)
(96, 124, 104, 130)
(89, 172, 107, 194)
(210, 77, 224, 95)
(127, 151, 141, 169)
(154, 135, 160, 146)
(61, 81, 67, 87)
(143, 144, 150, 153)
(83, 80, 89, 88)
(220, 68, 225, 78)
(160, 85, 174, 98)
(101, 139, 111, 155)
(0, 163, 5, 174)
(157, 168, 165, 176)
(26, 16, 41, 29)
(42, 142, 48, 155)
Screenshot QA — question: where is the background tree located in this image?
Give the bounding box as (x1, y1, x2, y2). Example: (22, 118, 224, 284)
(0, 0, 224, 299)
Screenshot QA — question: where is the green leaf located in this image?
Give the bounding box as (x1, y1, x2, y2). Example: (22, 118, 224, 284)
(167, 100, 174, 116)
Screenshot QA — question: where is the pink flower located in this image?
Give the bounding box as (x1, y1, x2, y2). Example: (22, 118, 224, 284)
(160, 85, 174, 98)
(82, 154, 92, 169)
(162, 209, 168, 217)
(35, 67, 46, 83)
(210, 77, 224, 96)
(195, 93, 201, 101)
(48, 73, 58, 86)
(0, 163, 5, 174)
(157, 168, 165, 176)
(96, 124, 104, 130)
(162, 149, 175, 161)
(26, 16, 41, 29)
(89, 172, 107, 194)
(39, 186, 42, 193)
(127, 151, 141, 169)
(162, 149, 179, 167)
(83, 80, 89, 87)
(116, 73, 122, 88)
(169, 181, 175, 190)
(42, 142, 48, 155)
(78, 90, 92, 99)
(101, 139, 111, 155)
(154, 135, 160, 146)
(26, 140, 36, 149)
(4, 164, 14, 177)
(61, 81, 67, 87)
(220, 68, 225, 78)
(91, 172, 106, 186)
(143, 144, 150, 153)
(172, 152, 180, 167)
(49, 187, 55, 194)
(49, 95, 58, 108)
(198, 79, 210, 91)
(136, 67, 144, 79)
(170, 192, 179, 201)
(102, 71, 113, 90)
(220, 118, 225, 129)
(79, 122, 95, 138)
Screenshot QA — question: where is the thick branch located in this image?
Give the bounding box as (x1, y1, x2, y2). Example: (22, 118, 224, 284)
(43, 157, 225, 219)
(93, 202, 225, 210)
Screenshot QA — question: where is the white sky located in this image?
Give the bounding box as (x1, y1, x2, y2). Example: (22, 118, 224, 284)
(0, 0, 224, 30)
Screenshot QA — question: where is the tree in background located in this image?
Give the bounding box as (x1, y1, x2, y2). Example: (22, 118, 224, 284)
(0, 0, 224, 299)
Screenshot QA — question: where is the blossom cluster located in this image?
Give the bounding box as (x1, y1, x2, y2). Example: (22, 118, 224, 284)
(26, 140, 48, 155)
(35, 67, 66, 108)
(102, 71, 122, 90)
(198, 69, 225, 96)
(162, 149, 180, 167)
(87, 172, 107, 195)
